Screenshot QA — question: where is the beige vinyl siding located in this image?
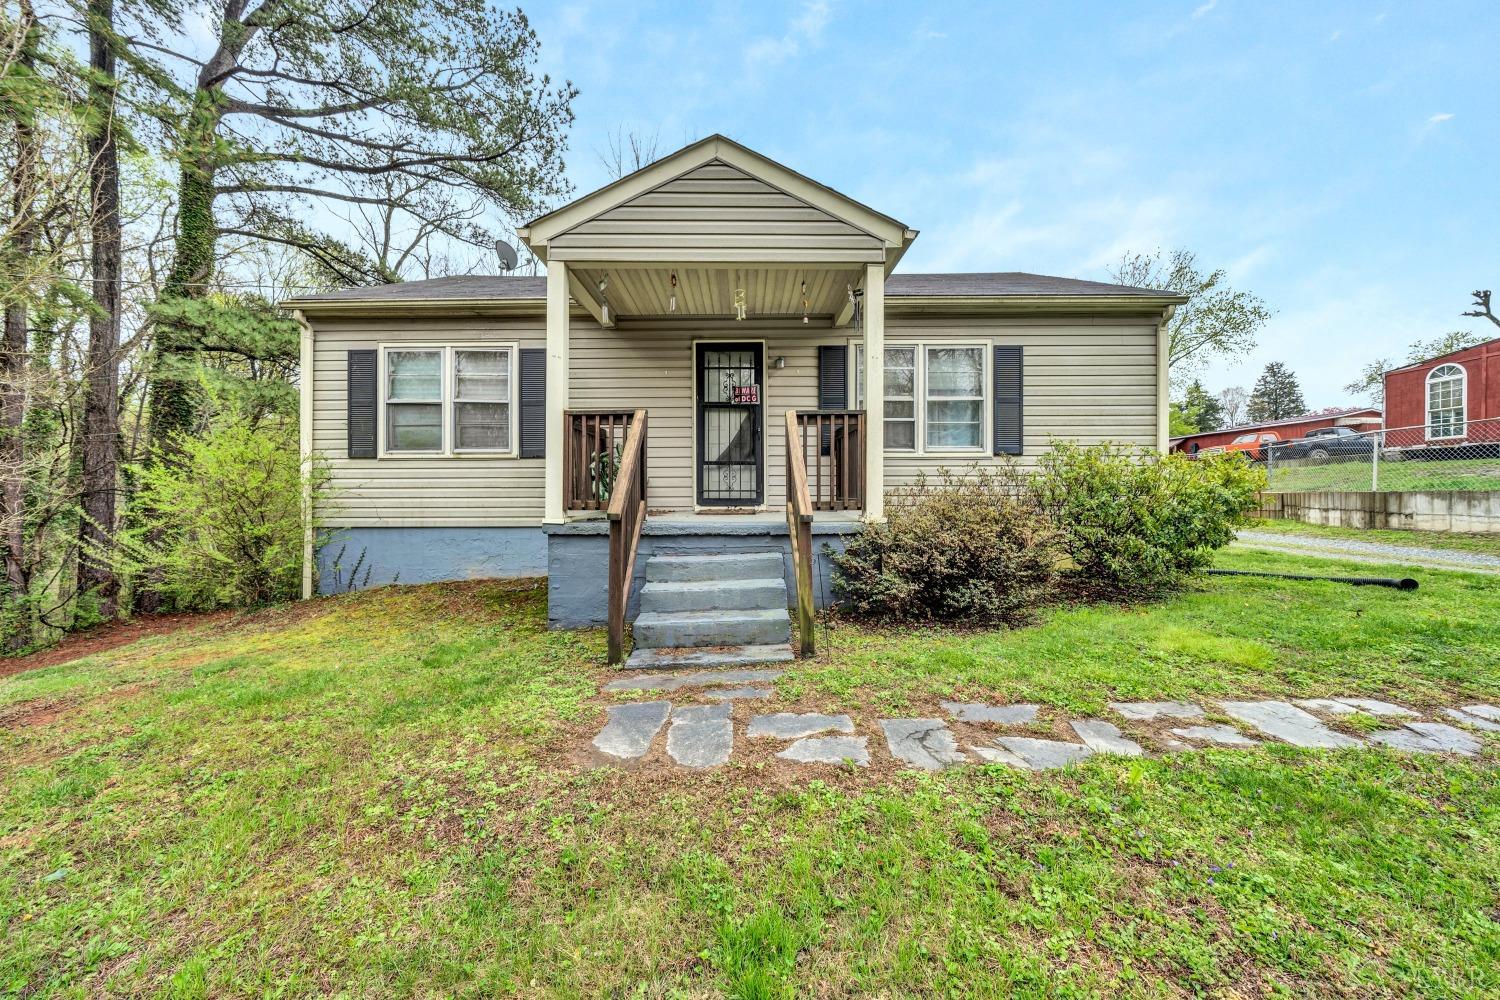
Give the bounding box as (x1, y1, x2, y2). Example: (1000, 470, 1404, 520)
(547, 161, 886, 264)
(569, 320, 827, 512)
(880, 314, 1160, 489)
(310, 316, 546, 528)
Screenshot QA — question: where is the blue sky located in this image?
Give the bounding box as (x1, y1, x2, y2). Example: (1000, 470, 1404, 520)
(524, 0, 1499, 408)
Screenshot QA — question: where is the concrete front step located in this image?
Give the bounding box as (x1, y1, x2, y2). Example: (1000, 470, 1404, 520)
(633, 607, 790, 649)
(640, 577, 787, 614)
(623, 643, 795, 671)
(645, 551, 784, 584)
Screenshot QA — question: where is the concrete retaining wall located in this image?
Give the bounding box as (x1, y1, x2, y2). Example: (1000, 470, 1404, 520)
(545, 519, 862, 629)
(1258, 490, 1500, 533)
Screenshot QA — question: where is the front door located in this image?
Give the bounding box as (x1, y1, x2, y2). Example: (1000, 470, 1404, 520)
(696, 342, 764, 506)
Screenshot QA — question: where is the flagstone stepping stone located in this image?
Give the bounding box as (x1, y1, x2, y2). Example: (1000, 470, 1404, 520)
(1460, 704, 1500, 722)
(1402, 721, 1481, 756)
(1442, 708, 1500, 733)
(1295, 699, 1359, 716)
(705, 687, 774, 701)
(592, 701, 672, 760)
(1220, 701, 1362, 748)
(603, 669, 783, 693)
(747, 712, 854, 739)
(1109, 701, 1204, 721)
(1368, 728, 1446, 754)
(976, 737, 1093, 771)
(1070, 720, 1144, 756)
(1336, 698, 1418, 718)
(777, 735, 869, 767)
(941, 701, 1039, 725)
(1169, 724, 1258, 747)
(880, 719, 968, 770)
(666, 704, 733, 768)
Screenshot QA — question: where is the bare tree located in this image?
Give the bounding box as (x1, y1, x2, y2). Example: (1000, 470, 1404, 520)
(597, 126, 660, 180)
(1217, 385, 1248, 427)
(1463, 290, 1499, 328)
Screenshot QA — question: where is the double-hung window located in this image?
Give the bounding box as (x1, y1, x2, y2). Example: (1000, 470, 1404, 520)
(854, 342, 987, 453)
(382, 345, 515, 455)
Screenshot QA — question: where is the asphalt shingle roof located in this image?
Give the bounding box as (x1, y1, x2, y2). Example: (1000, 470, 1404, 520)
(287, 271, 1175, 304)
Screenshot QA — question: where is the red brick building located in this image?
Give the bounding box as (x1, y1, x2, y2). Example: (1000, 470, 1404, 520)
(1169, 407, 1383, 455)
(1382, 336, 1500, 449)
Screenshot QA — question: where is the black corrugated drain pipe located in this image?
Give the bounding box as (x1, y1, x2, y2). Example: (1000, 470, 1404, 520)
(1206, 568, 1418, 590)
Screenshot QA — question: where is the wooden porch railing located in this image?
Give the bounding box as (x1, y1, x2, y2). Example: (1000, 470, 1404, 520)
(784, 409, 817, 657)
(793, 410, 866, 511)
(604, 410, 647, 665)
(564, 409, 641, 512)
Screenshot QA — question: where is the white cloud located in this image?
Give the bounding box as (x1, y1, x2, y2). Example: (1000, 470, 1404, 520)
(1192, 0, 1218, 19)
(745, 1, 833, 69)
(1427, 112, 1455, 125)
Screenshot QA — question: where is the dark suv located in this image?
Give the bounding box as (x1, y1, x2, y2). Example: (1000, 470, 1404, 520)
(1276, 426, 1374, 461)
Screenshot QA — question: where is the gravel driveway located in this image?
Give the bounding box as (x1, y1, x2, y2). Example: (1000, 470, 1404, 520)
(1233, 530, 1500, 575)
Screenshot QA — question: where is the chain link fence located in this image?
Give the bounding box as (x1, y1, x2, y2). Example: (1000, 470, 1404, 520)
(1239, 417, 1500, 493)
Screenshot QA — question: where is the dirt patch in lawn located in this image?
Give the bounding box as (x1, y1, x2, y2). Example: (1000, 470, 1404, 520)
(0, 696, 75, 728)
(1, 610, 238, 681)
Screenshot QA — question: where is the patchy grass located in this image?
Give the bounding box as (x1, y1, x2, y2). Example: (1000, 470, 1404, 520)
(2, 555, 1498, 997)
(1268, 456, 1500, 492)
(1248, 517, 1500, 558)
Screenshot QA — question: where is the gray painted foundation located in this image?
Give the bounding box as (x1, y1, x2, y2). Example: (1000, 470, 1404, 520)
(317, 526, 547, 594)
(546, 516, 863, 629)
(1258, 490, 1500, 533)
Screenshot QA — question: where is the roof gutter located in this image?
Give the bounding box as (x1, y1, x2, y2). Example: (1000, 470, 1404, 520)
(885, 294, 1189, 315)
(281, 296, 548, 317)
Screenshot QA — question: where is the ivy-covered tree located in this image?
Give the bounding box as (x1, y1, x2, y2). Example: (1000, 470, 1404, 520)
(1246, 362, 1306, 423)
(139, 0, 578, 456)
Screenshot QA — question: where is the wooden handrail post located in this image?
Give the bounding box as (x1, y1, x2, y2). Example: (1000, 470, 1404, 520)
(784, 408, 816, 656)
(605, 409, 648, 665)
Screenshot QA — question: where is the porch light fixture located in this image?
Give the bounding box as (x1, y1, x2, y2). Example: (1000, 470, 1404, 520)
(598, 275, 610, 325)
(733, 286, 747, 321)
(800, 280, 809, 324)
(773, 355, 787, 369)
(668, 271, 678, 313)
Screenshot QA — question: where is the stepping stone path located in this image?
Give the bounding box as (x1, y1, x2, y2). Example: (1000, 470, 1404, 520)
(1171, 724, 1258, 747)
(587, 675, 1499, 771)
(593, 701, 671, 760)
(666, 704, 733, 768)
(1070, 720, 1144, 756)
(778, 735, 869, 767)
(1221, 701, 1363, 749)
(941, 701, 1039, 725)
(881, 719, 968, 770)
(747, 712, 853, 740)
(976, 737, 1093, 770)
(1443, 708, 1500, 732)
(1109, 701, 1204, 721)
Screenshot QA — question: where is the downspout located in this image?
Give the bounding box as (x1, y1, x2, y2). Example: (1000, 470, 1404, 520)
(1156, 304, 1176, 453)
(296, 309, 314, 599)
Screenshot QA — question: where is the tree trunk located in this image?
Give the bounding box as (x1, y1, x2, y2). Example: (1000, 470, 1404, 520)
(77, 0, 122, 616)
(2, 0, 40, 648)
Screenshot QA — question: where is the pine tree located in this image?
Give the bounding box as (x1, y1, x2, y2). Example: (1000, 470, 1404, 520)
(1245, 363, 1307, 423)
(1181, 380, 1224, 431)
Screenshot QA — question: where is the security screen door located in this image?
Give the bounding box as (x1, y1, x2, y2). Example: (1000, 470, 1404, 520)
(696, 342, 764, 506)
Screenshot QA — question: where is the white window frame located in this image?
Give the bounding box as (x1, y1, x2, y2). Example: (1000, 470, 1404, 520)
(378, 343, 518, 458)
(1425, 363, 1466, 441)
(851, 339, 990, 456)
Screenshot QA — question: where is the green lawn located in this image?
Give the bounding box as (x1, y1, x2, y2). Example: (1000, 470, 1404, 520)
(3, 552, 1498, 998)
(1247, 517, 1500, 558)
(1268, 455, 1500, 492)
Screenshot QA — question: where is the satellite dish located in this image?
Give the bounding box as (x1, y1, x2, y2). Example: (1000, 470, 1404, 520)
(495, 239, 519, 272)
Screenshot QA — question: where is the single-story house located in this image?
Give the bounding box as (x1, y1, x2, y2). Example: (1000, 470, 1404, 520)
(1169, 407, 1383, 455)
(285, 135, 1184, 665)
(1383, 335, 1500, 451)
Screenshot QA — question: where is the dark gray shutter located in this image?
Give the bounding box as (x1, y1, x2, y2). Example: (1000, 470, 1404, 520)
(993, 345, 1023, 455)
(518, 348, 546, 458)
(346, 349, 377, 459)
(818, 344, 848, 410)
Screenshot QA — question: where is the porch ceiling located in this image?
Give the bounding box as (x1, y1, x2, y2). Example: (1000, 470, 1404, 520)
(573, 264, 863, 322)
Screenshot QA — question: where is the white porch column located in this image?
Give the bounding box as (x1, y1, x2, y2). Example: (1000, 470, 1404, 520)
(863, 262, 885, 522)
(543, 259, 570, 523)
